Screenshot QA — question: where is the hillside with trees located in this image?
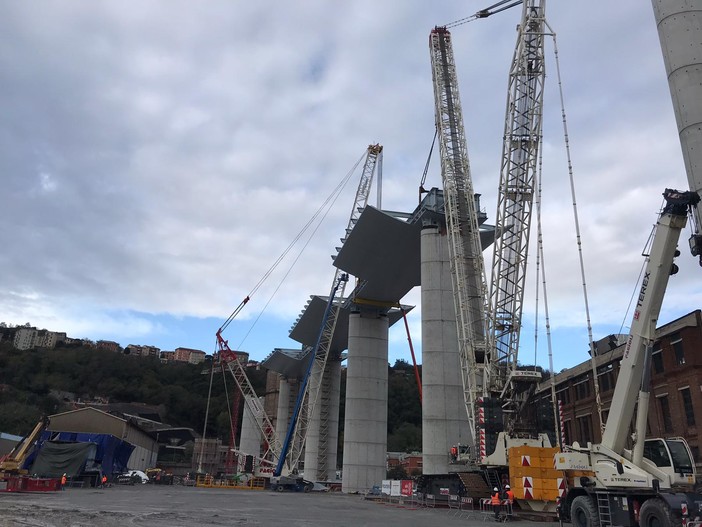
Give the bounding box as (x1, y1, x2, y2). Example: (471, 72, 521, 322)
(0, 342, 422, 455)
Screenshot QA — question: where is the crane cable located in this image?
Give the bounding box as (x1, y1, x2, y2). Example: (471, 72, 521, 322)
(203, 149, 367, 461)
(217, 149, 367, 339)
(419, 129, 438, 203)
(550, 30, 604, 434)
(533, 136, 562, 448)
(233, 153, 365, 350)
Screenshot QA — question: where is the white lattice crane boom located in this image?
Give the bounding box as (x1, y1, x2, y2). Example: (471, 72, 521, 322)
(284, 144, 383, 477)
(487, 0, 546, 406)
(429, 26, 490, 438)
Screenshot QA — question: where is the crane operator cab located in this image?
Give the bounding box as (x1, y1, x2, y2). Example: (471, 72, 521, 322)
(643, 438, 696, 485)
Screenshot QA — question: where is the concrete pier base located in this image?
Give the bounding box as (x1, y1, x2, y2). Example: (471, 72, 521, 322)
(304, 359, 342, 482)
(240, 395, 264, 458)
(342, 311, 389, 493)
(420, 225, 473, 475)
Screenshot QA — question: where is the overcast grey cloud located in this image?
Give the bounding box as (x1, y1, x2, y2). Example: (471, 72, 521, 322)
(1, 1, 699, 368)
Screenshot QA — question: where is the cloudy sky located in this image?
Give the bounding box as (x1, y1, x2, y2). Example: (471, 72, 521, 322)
(1, 1, 699, 372)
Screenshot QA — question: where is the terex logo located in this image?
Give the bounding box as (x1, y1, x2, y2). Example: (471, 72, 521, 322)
(636, 272, 650, 308)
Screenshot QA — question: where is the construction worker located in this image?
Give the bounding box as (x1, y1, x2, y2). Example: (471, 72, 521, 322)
(505, 484, 514, 503)
(491, 487, 502, 519)
(61, 473, 67, 490)
(101, 475, 107, 488)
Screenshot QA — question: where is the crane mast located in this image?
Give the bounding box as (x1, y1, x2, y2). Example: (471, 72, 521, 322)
(285, 144, 383, 477)
(487, 0, 546, 408)
(214, 339, 282, 464)
(429, 26, 490, 439)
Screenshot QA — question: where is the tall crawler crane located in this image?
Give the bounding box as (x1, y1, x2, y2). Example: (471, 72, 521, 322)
(429, 0, 549, 466)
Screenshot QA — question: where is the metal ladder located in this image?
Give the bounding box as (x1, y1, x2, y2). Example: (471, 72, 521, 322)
(596, 493, 612, 527)
(484, 469, 501, 491)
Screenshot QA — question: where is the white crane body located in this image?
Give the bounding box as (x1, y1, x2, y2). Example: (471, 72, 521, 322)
(555, 2, 702, 525)
(428, 0, 550, 471)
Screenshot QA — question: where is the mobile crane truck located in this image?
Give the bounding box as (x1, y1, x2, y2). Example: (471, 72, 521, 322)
(0, 417, 61, 492)
(554, 2, 702, 526)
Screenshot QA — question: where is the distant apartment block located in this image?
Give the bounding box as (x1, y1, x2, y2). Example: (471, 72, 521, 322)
(125, 344, 161, 357)
(2, 322, 207, 366)
(36, 329, 66, 349)
(13, 327, 36, 350)
(160, 350, 175, 363)
(12, 327, 66, 350)
(174, 347, 206, 364)
(96, 340, 121, 353)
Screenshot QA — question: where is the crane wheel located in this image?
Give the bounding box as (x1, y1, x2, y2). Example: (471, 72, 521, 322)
(639, 498, 674, 527)
(571, 495, 600, 527)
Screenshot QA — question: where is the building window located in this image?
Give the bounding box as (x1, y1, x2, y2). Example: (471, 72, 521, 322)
(557, 387, 570, 405)
(680, 387, 696, 426)
(659, 395, 673, 433)
(672, 337, 685, 365)
(651, 345, 664, 374)
(574, 377, 591, 400)
(577, 415, 592, 444)
(563, 420, 572, 445)
(598, 364, 614, 392)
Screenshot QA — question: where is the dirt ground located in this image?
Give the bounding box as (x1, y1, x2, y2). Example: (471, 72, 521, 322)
(0, 484, 561, 527)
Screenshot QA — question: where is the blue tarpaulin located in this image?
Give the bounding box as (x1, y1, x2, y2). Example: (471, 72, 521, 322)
(23, 432, 134, 476)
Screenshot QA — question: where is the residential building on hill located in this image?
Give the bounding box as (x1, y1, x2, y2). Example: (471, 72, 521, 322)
(12, 327, 66, 350)
(96, 340, 121, 353)
(174, 347, 206, 364)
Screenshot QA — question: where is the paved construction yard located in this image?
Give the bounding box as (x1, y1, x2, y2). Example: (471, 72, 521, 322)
(0, 485, 560, 526)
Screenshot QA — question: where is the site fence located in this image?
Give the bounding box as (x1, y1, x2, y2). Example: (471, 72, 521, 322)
(370, 480, 513, 522)
(195, 474, 266, 490)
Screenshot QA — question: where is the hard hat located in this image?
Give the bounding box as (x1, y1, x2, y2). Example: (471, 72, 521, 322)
(494, 487, 498, 491)
(505, 485, 510, 489)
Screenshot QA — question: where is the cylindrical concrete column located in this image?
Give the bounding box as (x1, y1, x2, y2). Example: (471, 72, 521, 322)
(275, 377, 291, 451)
(342, 311, 389, 493)
(324, 358, 342, 481)
(421, 225, 472, 475)
(303, 358, 342, 482)
(303, 361, 324, 480)
(240, 395, 263, 458)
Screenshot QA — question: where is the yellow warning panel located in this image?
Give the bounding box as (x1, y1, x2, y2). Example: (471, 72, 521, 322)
(508, 446, 560, 468)
(509, 467, 541, 479)
(538, 488, 561, 502)
(538, 468, 563, 480)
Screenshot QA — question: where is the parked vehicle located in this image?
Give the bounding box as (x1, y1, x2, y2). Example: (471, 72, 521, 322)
(116, 470, 149, 485)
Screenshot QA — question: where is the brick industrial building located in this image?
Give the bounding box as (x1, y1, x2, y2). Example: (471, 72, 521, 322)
(534, 309, 702, 468)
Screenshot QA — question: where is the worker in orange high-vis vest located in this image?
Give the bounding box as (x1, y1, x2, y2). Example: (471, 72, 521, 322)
(491, 487, 502, 519)
(61, 473, 67, 490)
(505, 484, 515, 503)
